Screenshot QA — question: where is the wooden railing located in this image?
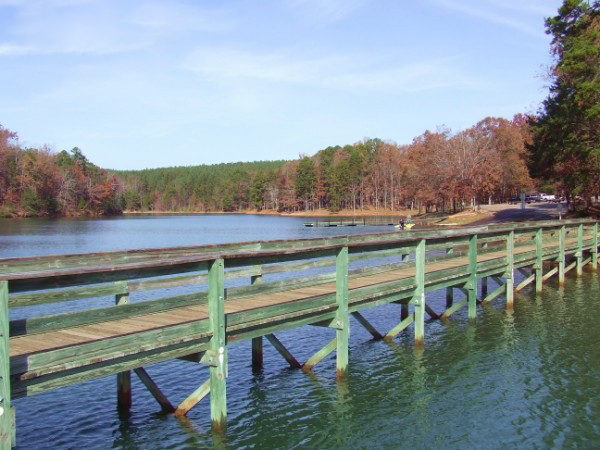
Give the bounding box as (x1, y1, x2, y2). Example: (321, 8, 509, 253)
(0, 218, 598, 445)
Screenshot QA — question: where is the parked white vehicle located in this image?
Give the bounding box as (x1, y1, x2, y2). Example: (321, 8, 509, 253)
(540, 193, 556, 201)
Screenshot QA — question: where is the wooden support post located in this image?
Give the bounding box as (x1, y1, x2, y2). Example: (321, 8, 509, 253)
(558, 225, 566, 284)
(134, 367, 175, 413)
(265, 334, 302, 368)
(577, 224, 584, 276)
(351, 311, 382, 340)
(414, 239, 426, 346)
(208, 258, 227, 433)
(535, 228, 543, 292)
(115, 285, 131, 412)
(446, 287, 453, 308)
(401, 303, 409, 320)
(0, 281, 14, 449)
(250, 267, 263, 370)
(251, 337, 263, 371)
(481, 277, 488, 299)
(335, 246, 349, 379)
(506, 231, 514, 308)
(467, 234, 477, 319)
(593, 222, 598, 269)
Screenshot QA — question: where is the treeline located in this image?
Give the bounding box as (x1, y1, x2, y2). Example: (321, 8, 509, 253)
(290, 116, 532, 213)
(112, 116, 532, 214)
(0, 126, 121, 217)
(0, 116, 533, 217)
(114, 161, 287, 212)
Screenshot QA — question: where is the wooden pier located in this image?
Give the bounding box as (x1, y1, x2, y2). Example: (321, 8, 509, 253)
(0, 219, 598, 447)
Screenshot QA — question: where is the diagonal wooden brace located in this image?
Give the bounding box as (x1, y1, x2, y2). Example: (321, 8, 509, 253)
(134, 367, 174, 413)
(482, 283, 506, 304)
(383, 314, 414, 342)
(515, 274, 535, 292)
(351, 311, 382, 339)
(174, 378, 210, 417)
(440, 298, 468, 320)
(302, 338, 337, 372)
(425, 304, 440, 320)
(265, 334, 302, 368)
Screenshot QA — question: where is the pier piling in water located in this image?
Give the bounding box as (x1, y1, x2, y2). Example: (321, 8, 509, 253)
(0, 218, 598, 445)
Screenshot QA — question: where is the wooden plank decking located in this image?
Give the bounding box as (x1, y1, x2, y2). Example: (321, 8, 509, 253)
(1, 219, 597, 444)
(9, 242, 546, 359)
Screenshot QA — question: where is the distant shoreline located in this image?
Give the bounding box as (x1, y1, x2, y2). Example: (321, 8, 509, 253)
(122, 208, 420, 218)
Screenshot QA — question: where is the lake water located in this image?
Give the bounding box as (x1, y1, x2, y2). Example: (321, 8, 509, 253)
(2, 215, 600, 449)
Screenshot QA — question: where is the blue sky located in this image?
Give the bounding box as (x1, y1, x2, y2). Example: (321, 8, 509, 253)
(0, 0, 561, 170)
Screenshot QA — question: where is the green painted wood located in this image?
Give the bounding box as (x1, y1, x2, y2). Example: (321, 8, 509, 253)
(9, 282, 128, 308)
(5, 217, 599, 441)
(506, 231, 515, 307)
(174, 378, 210, 417)
(10, 291, 207, 337)
(227, 291, 336, 329)
(7, 260, 210, 294)
(414, 239, 426, 346)
(482, 282, 506, 304)
(115, 288, 132, 412)
(350, 311, 382, 340)
(264, 334, 301, 368)
(134, 367, 175, 412)
(440, 298, 468, 320)
(577, 224, 584, 276)
(129, 266, 260, 293)
(593, 223, 598, 269)
(542, 266, 559, 281)
(383, 314, 414, 342)
(467, 235, 477, 319)
(515, 274, 536, 292)
(11, 320, 211, 380)
(12, 338, 211, 400)
(302, 338, 337, 371)
(0, 281, 12, 449)
(207, 258, 227, 433)
(535, 228, 543, 292)
(335, 246, 349, 378)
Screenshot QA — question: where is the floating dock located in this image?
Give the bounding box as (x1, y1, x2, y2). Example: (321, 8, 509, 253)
(0, 218, 598, 447)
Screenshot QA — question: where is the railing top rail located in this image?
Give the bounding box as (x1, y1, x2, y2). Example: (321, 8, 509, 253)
(1, 218, 596, 284)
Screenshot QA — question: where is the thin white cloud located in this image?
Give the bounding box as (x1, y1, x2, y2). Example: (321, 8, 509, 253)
(0, 0, 235, 56)
(184, 47, 481, 93)
(288, 0, 369, 24)
(434, 0, 548, 39)
(131, 2, 236, 33)
(0, 44, 35, 55)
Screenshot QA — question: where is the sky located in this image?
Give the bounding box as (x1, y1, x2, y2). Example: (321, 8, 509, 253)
(0, 0, 563, 170)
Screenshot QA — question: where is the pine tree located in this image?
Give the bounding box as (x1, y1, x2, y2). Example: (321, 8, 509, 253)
(530, 0, 600, 208)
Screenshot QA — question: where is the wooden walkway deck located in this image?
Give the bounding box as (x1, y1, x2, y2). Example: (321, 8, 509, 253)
(9, 244, 541, 359)
(0, 219, 598, 446)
